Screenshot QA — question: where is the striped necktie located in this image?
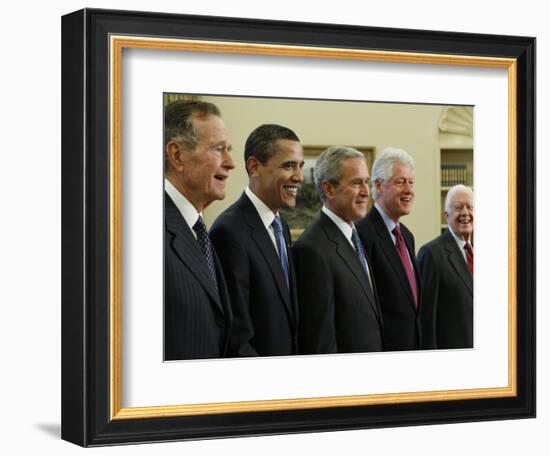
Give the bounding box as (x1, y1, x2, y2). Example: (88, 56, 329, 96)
(192, 216, 218, 289)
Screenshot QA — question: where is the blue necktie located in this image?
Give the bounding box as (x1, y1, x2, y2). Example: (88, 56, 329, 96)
(192, 216, 218, 290)
(272, 216, 290, 289)
(351, 227, 374, 293)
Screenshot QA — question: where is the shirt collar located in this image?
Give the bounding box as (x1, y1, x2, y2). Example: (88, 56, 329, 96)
(449, 226, 469, 249)
(374, 202, 398, 234)
(165, 178, 201, 230)
(322, 205, 354, 244)
(245, 186, 277, 230)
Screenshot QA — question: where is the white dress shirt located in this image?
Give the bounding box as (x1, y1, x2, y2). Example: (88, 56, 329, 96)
(322, 206, 373, 285)
(448, 226, 472, 263)
(374, 203, 414, 268)
(165, 178, 202, 239)
(244, 186, 280, 255)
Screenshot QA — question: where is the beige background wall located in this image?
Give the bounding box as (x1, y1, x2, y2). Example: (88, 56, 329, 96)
(202, 95, 467, 250)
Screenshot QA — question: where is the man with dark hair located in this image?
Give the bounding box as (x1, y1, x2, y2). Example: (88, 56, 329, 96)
(164, 99, 235, 360)
(293, 146, 383, 354)
(210, 124, 304, 356)
(355, 147, 422, 351)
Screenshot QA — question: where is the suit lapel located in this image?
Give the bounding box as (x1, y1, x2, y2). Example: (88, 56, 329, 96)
(284, 223, 300, 332)
(402, 227, 422, 308)
(364, 253, 383, 323)
(239, 194, 294, 323)
(371, 209, 418, 312)
(165, 194, 223, 314)
(443, 229, 473, 295)
(320, 213, 382, 323)
(212, 248, 233, 354)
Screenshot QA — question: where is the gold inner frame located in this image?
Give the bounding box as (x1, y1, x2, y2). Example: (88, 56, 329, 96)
(109, 35, 517, 420)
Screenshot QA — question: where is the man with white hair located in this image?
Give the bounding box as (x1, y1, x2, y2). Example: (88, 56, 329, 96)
(293, 146, 383, 354)
(417, 184, 474, 349)
(355, 147, 422, 351)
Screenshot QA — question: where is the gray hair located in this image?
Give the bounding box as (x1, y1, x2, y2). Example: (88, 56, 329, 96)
(164, 100, 221, 170)
(371, 147, 415, 199)
(314, 146, 365, 202)
(445, 184, 473, 213)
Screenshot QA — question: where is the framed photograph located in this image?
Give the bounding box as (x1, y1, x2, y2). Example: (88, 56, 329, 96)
(61, 8, 535, 447)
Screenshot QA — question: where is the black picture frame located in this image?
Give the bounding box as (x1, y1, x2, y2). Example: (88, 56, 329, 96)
(61, 8, 535, 447)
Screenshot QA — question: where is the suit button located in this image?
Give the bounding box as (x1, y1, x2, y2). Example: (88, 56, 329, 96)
(215, 316, 224, 327)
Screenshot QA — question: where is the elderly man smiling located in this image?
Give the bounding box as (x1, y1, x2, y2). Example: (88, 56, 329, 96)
(164, 100, 235, 360)
(417, 184, 474, 349)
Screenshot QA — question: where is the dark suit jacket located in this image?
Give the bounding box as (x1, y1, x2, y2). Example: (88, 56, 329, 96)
(417, 229, 473, 349)
(355, 206, 421, 351)
(209, 193, 298, 357)
(164, 194, 232, 360)
(293, 212, 383, 354)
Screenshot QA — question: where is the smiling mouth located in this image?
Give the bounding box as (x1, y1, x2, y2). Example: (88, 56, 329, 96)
(401, 197, 412, 204)
(283, 185, 299, 196)
(214, 174, 228, 182)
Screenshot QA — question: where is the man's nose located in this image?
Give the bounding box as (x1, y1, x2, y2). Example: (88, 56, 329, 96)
(223, 150, 235, 169)
(292, 166, 304, 182)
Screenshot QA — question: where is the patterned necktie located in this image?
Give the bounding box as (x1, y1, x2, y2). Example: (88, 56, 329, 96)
(271, 216, 290, 289)
(464, 242, 474, 274)
(351, 228, 374, 294)
(192, 216, 218, 289)
(392, 225, 418, 307)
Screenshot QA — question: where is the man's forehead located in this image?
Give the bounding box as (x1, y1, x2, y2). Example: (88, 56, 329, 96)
(274, 138, 302, 150)
(270, 141, 303, 160)
(452, 192, 473, 204)
(194, 115, 229, 137)
(193, 113, 224, 128)
(391, 162, 414, 176)
(342, 157, 368, 176)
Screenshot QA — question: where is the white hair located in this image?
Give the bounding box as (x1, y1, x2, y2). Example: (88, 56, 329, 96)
(445, 184, 473, 213)
(371, 147, 415, 200)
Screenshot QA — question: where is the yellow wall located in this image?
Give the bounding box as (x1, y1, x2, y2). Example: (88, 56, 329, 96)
(201, 95, 461, 250)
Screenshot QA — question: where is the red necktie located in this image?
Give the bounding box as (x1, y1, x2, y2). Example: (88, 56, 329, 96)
(464, 242, 474, 274)
(392, 225, 418, 307)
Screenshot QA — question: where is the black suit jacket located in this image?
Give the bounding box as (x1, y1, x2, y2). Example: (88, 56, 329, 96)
(417, 229, 473, 349)
(164, 194, 232, 360)
(293, 212, 383, 354)
(209, 193, 298, 357)
(355, 206, 421, 351)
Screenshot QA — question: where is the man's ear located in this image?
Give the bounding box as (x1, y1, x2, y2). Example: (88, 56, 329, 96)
(246, 156, 261, 177)
(166, 141, 185, 171)
(374, 178, 383, 196)
(321, 180, 334, 200)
